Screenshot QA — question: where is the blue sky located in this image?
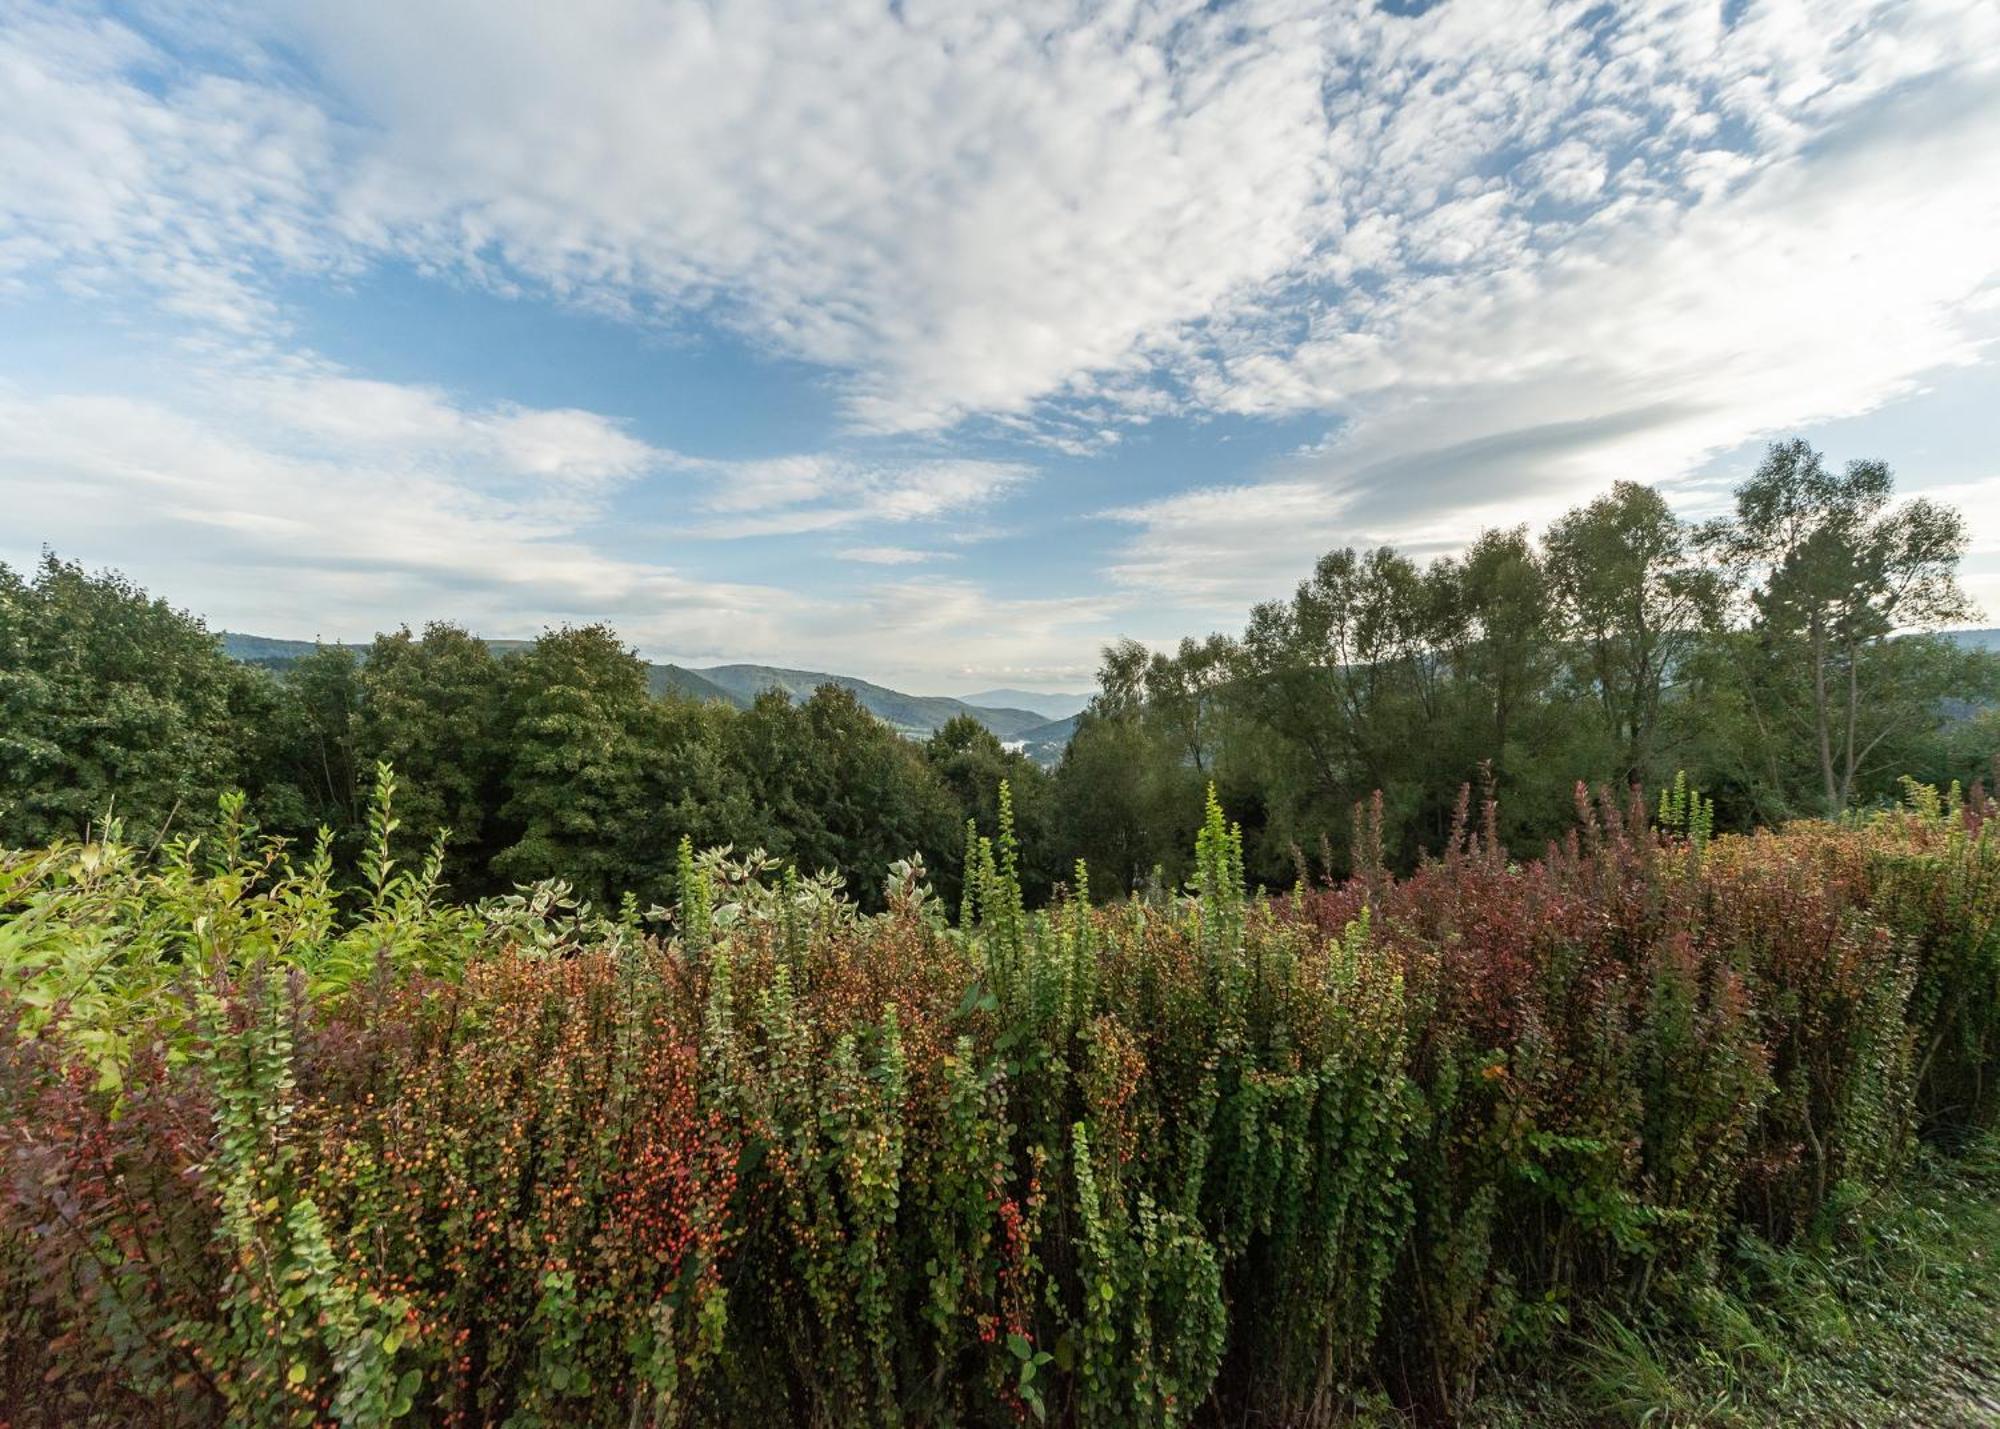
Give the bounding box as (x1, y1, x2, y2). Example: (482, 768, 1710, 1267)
(2, 0, 1997, 694)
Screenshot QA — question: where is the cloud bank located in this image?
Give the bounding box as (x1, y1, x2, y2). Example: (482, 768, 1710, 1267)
(2, 0, 1997, 677)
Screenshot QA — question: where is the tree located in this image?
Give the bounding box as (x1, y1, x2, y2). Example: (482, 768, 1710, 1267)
(800, 686, 962, 906)
(1147, 635, 1235, 777)
(491, 625, 662, 904)
(925, 714, 1059, 903)
(1229, 546, 1465, 858)
(1455, 527, 1554, 764)
(0, 554, 254, 845)
(1544, 482, 1720, 788)
(732, 686, 961, 907)
(643, 695, 762, 862)
(352, 624, 505, 874)
(1703, 440, 1973, 812)
(1052, 705, 1159, 893)
(238, 642, 363, 844)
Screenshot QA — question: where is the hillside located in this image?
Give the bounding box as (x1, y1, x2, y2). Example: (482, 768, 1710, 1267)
(694, 664, 1050, 739)
(218, 631, 366, 665)
(218, 632, 1070, 746)
(1009, 712, 1081, 764)
(959, 687, 1091, 722)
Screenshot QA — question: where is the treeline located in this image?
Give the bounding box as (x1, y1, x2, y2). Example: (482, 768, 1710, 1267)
(1063, 438, 1999, 888)
(3, 437, 1995, 902)
(0, 565, 1044, 911)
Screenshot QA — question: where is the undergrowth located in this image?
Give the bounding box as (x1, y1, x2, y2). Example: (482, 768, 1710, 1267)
(3, 770, 1997, 1426)
(1468, 1132, 2000, 1427)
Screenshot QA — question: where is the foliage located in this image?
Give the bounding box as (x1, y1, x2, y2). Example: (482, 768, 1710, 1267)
(6, 435, 1996, 908)
(1465, 1133, 2000, 1428)
(0, 554, 258, 847)
(5, 765, 1997, 1425)
(1701, 438, 1975, 814)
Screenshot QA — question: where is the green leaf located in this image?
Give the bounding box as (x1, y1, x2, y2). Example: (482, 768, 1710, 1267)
(1007, 1331, 1032, 1361)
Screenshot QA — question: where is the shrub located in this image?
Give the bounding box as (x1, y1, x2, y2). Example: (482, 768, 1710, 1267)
(3, 773, 1995, 1425)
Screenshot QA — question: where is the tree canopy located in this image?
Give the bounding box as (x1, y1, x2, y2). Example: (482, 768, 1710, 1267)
(2, 439, 1994, 901)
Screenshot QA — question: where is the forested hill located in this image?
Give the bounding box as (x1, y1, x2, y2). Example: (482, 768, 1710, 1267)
(695, 665, 1048, 739)
(219, 632, 1070, 742)
(960, 687, 1092, 721)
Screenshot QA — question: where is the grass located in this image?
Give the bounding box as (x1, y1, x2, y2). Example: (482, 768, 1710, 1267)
(1462, 1133, 2000, 1428)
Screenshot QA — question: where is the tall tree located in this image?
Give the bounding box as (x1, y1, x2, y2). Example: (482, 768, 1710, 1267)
(1703, 439, 1973, 812)
(1230, 546, 1466, 856)
(491, 625, 661, 904)
(1142, 635, 1235, 778)
(1455, 527, 1554, 765)
(925, 714, 1059, 903)
(239, 643, 363, 843)
(0, 554, 253, 845)
(1052, 703, 1160, 894)
(352, 623, 505, 872)
(1544, 482, 1720, 788)
(731, 685, 961, 906)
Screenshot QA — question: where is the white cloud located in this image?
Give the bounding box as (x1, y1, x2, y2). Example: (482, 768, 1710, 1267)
(4, 0, 1999, 659)
(9, 0, 1989, 443)
(686, 455, 1031, 538)
(1103, 481, 1356, 606)
(1113, 18, 2000, 614)
(836, 546, 942, 567)
(0, 365, 1091, 685)
(245, 373, 660, 489)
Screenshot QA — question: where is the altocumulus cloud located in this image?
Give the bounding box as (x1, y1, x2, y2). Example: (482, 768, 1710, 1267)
(1, 0, 1997, 678)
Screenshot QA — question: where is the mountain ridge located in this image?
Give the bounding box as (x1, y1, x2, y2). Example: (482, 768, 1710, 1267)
(219, 632, 1077, 746)
(958, 687, 1091, 721)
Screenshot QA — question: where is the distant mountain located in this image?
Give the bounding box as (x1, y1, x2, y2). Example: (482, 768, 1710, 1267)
(646, 664, 738, 704)
(221, 632, 367, 665)
(1008, 713, 1081, 766)
(958, 687, 1092, 722)
(217, 633, 1072, 746)
(694, 665, 1049, 740)
(1947, 628, 2000, 653)
(221, 631, 739, 707)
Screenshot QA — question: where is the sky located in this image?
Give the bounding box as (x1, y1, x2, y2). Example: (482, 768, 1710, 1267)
(2, 0, 1997, 696)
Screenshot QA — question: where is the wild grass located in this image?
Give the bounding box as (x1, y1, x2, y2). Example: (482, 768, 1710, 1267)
(1469, 1133, 2000, 1427)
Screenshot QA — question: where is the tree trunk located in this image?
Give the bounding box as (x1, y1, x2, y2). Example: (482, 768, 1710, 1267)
(1811, 614, 1837, 813)
(1839, 631, 1864, 809)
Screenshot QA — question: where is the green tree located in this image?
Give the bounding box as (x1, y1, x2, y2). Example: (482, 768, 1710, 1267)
(644, 695, 763, 860)
(800, 685, 961, 905)
(1544, 482, 1721, 788)
(1052, 704, 1159, 893)
(723, 687, 962, 906)
(491, 625, 662, 905)
(238, 643, 363, 844)
(1228, 546, 1464, 859)
(1703, 440, 1974, 812)
(925, 714, 1059, 903)
(352, 624, 505, 874)
(0, 554, 255, 845)
(1156, 635, 1234, 777)
(1454, 527, 1554, 765)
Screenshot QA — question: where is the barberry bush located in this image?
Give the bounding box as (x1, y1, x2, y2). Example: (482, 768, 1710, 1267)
(3, 769, 1996, 1425)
